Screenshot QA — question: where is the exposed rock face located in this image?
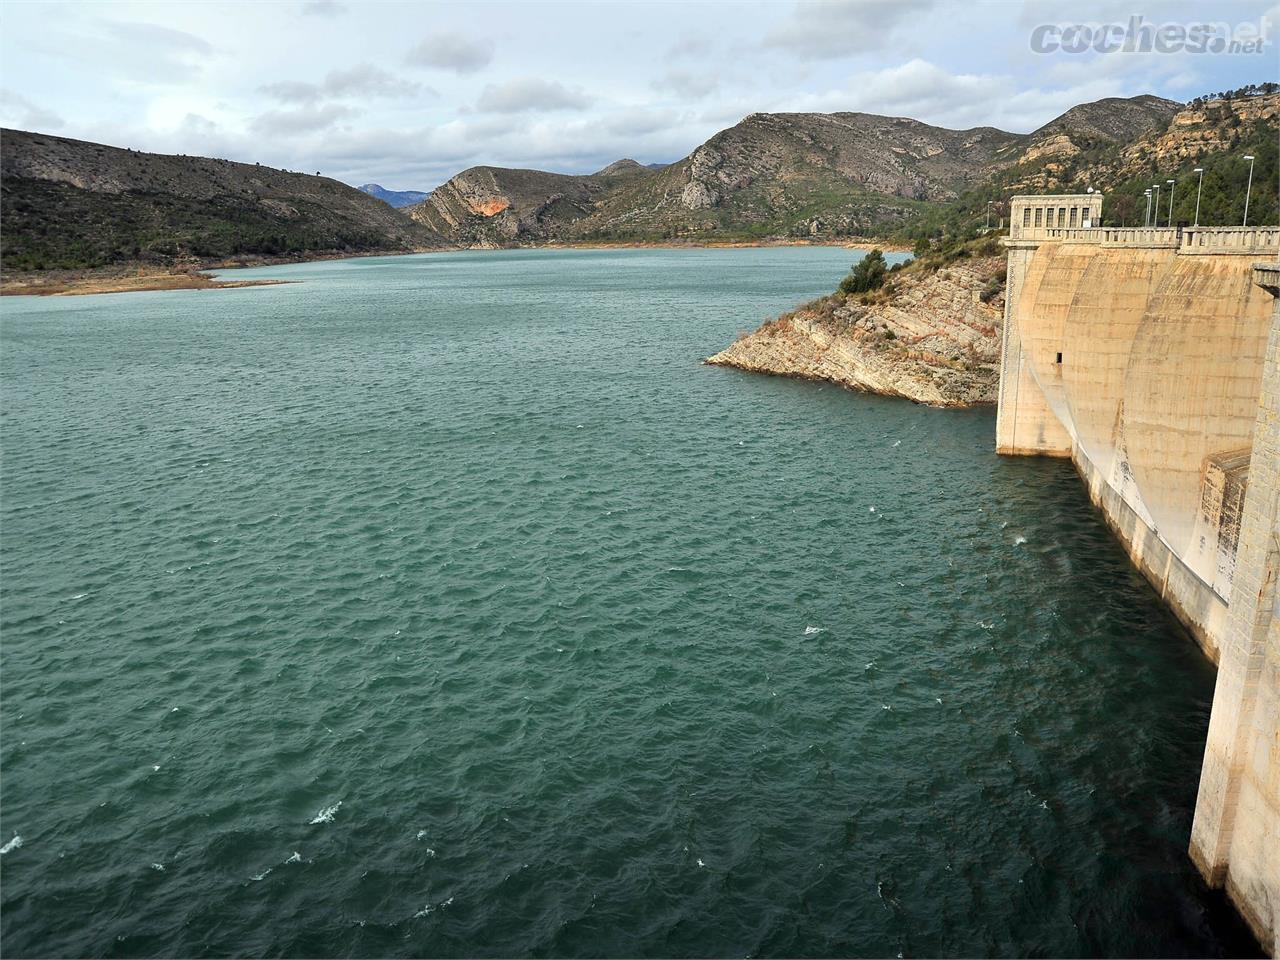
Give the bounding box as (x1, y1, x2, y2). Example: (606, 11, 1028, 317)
(706, 256, 1005, 407)
(680, 178, 719, 210)
(1119, 92, 1278, 170)
(406, 164, 636, 245)
(1024, 95, 1181, 153)
(411, 94, 1193, 247)
(1004, 92, 1276, 194)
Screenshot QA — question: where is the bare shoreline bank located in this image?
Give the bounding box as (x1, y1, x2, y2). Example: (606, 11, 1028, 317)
(0, 269, 296, 298)
(1, 237, 907, 298)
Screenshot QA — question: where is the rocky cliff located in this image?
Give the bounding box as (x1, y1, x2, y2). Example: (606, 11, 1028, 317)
(998, 92, 1277, 197)
(707, 251, 1005, 406)
(406, 164, 636, 246)
(409, 94, 1183, 248)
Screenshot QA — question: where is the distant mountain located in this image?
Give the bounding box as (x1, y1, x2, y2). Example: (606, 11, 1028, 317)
(406, 95, 1184, 247)
(357, 183, 430, 208)
(0, 130, 446, 272)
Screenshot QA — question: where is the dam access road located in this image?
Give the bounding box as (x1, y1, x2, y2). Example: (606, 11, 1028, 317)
(996, 197, 1280, 954)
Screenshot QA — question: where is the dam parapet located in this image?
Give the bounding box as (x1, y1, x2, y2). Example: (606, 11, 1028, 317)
(998, 200, 1280, 954)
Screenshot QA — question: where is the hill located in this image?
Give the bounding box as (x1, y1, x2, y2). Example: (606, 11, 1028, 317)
(0, 129, 446, 273)
(407, 95, 1181, 247)
(357, 183, 430, 208)
(707, 88, 1279, 410)
(897, 90, 1279, 246)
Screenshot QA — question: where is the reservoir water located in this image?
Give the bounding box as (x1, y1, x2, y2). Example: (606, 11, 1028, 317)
(0, 248, 1260, 957)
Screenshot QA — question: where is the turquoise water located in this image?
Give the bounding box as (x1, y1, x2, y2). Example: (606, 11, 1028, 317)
(0, 248, 1259, 957)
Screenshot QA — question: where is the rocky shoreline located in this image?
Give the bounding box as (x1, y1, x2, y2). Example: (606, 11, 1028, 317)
(0, 267, 297, 297)
(706, 254, 1006, 407)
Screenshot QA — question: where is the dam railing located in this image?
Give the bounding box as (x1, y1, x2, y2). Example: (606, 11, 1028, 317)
(1017, 225, 1280, 255)
(1040, 227, 1179, 247)
(1180, 226, 1280, 255)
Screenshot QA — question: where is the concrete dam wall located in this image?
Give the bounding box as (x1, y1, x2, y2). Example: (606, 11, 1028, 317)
(996, 201, 1279, 954)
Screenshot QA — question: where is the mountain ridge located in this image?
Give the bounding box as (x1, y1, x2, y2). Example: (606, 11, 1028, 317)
(0, 129, 447, 272)
(405, 94, 1181, 247)
(357, 183, 430, 208)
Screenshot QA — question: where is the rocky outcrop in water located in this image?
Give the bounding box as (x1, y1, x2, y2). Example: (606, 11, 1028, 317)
(706, 255, 1005, 407)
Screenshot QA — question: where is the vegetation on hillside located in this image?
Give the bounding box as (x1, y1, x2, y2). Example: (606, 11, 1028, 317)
(0, 128, 442, 273)
(1, 177, 396, 271)
(892, 87, 1278, 251)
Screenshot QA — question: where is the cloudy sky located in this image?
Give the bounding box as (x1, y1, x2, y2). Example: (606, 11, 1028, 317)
(1, 0, 1274, 189)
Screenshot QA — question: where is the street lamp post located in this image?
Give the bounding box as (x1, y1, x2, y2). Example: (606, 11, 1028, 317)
(1167, 178, 1176, 227)
(1243, 155, 1256, 226)
(1144, 190, 1152, 227)
(1193, 167, 1204, 226)
(1153, 184, 1161, 227)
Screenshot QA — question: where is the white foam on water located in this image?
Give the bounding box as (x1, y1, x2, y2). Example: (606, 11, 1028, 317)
(868, 506, 876, 513)
(285, 852, 302, 864)
(152, 764, 161, 772)
(803, 626, 823, 636)
(413, 896, 454, 919)
(696, 858, 706, 868)
(69, 593, 88, 601)
(1, 834, 22, 855)
(1014, 535, 1027, 546)
(151, 863, 165, 871)
(309, 800, 343, 824)
(892, 440, 901, 447)
(415, 829, 427, 840)
(250, 868, 271, 881)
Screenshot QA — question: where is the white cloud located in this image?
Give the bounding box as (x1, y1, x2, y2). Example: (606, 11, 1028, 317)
(301, 0, 347, 15)
(764, 0, 937, 58)
(780, 58, 1151, 133)
(261, 65, 425, 104)
(474, 78, 592, 114)
(0, 89, 64, 131)
(0, 0, 1256, 189)
(404, 33, 494, 74)
(250, 103, 356, 136)
(652, 70, 719, 100)
(93, 19, 215, 84)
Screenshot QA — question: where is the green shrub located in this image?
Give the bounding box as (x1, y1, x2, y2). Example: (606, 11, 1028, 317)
(838, 248, 888, 294)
